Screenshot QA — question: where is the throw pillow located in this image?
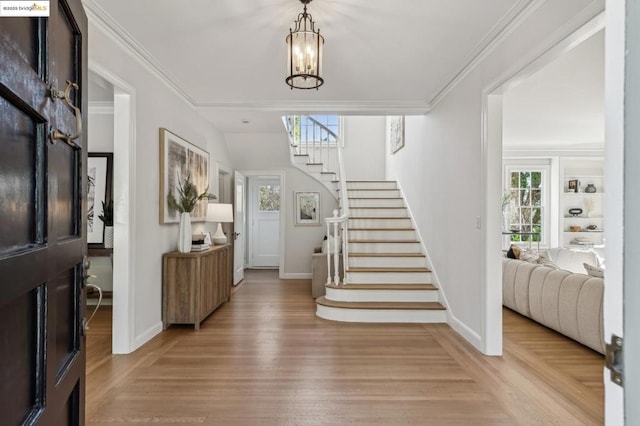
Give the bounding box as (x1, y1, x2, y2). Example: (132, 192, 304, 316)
(584, 263, 604, 278)
(506, 245, 521, 259)
(540, 260, 560, 270)
(537, 250, 552, 263)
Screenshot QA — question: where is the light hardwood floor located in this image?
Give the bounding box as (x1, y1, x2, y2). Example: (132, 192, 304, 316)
(86, 270, 604, 425)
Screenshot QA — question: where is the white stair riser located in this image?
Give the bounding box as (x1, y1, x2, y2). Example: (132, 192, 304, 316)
(316, 305, 446, 323)
(349, 256, 425, 268)
(347, 190, 401, 198)
(350, 208, 408, 218)
(348, 242, 421, 253)
(349, 229, 416, 241)
(321, 173, 336, 182)
(346, 181, 398, 190)
(349, 198, 404, 208)
(306, 164, 323, 173)
(348, 271, 432, 284)
(293, 156, 309, 165)
(325, 288, 438, 302)
(348, 218, 412, 228)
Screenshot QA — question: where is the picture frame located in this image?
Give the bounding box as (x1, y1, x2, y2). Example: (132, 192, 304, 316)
(568, 179, 579, 193)
(388, 115, 405, 154)
(159, 128, 210, 224)
(295, 192, 320, 225)
(87, 153, 113, 247)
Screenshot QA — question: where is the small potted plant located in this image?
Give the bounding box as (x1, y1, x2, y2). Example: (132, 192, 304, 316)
(167, 174, 210, 252)
(98, 199, 114, 248)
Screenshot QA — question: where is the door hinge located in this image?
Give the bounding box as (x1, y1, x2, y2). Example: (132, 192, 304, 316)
(605, 334, 623, 387)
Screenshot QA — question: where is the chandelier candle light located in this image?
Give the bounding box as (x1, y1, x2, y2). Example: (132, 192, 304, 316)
(286, 0, 324, 89)
(206, 203, 234, 245)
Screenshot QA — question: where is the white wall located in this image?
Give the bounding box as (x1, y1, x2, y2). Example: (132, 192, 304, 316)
(342, 116, 386, 180)
(386, 0, 604, 352)
(88, 112, 114, 152)
(226, 132, 338, 277)
(89, 22, 233, 349)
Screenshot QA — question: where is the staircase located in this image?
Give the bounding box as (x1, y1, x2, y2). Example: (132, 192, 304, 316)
(315, 180, 447, 323)
(284, 115, 447, 324)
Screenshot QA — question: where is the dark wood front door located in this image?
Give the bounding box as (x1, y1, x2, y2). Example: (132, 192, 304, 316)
(0, 0, 88, 424)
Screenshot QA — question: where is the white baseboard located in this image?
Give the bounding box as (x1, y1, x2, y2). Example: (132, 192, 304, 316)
(132, 321, 163, 352)
(447, 312, 483, 352)
(280, 272, 312, 280)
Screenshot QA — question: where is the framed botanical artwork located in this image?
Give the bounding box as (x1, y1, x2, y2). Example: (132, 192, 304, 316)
(388, 115, 405, 154)
(159, 128, 210, 224)
(295, 191, 320, 225)
(87, 153, 113, 247)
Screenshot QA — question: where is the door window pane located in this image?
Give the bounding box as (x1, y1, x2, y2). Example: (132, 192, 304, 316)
(258, 185, 280, 211)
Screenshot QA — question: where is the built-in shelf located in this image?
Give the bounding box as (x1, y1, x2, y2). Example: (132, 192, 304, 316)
(560, 157, 605, 247)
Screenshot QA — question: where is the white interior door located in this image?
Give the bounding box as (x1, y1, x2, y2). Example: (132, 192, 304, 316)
(233, 172, 246, 285)
(249, 176, 281, 267)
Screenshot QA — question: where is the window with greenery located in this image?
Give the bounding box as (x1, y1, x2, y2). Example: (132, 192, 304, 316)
(292, 115, 340, 144)
(506, 170, 544, 243)
(258, 185, 280, 212)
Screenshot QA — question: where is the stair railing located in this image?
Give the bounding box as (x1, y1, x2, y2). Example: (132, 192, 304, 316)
(283, 115, 348, 285)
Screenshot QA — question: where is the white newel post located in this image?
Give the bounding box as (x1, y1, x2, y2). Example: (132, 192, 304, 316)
(333, 219, 340, 285)
(326, 221, 331, 285)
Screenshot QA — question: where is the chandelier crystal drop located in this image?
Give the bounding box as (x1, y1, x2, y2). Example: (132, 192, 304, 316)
(285, 0, 324, 90)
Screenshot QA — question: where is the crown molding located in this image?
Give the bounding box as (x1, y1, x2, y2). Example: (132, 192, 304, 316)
(428, 0, 542, 108)
(195, 100, 430, 115)
(82, 0, 196, 106)
(88, 101, 114, 114)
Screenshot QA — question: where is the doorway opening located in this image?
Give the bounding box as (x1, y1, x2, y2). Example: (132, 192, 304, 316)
(88, 63, 136, 354)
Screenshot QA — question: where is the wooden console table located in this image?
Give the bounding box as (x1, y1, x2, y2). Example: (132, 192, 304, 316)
(162, 244, 231, 330)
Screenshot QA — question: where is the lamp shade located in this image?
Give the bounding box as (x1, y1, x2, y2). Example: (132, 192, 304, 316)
(206, 203, 233, 223)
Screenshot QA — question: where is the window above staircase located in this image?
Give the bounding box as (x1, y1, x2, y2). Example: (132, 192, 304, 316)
(287, 115, 342, 146)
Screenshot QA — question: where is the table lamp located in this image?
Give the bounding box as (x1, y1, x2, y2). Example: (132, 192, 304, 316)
(206, 203, 233, 245)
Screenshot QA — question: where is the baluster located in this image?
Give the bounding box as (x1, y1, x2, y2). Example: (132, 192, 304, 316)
(326, 221, 331, 285)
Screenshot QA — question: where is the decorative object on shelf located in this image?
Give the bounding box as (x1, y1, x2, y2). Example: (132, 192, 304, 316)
(388, 116, 405, 154)
(98, 200, 114, 248)
(585, 184, 597, 193)
(285, 0, 324, 90)
(568, 179, 579, 193)
(568, 208, 583, 216)
(295, 191, 321, 225)
(206, 203, 234, 245)
(159, 128, 209, 224)
(88, 153, 113, 248)
(587, 224, 598, 231)
(168, 174, 210, 253)
(583, 198, 594, 217)
(570, 225, 582, 232)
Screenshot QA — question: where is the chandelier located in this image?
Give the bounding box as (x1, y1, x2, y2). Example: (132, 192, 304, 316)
(285, 0, 324, 90)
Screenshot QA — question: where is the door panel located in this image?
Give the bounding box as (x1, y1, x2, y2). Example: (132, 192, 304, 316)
(249, 177, 280, 267)
(0, 286, 45, 425)
(0, 0, 88, 424)
(0, 95, 40, 253)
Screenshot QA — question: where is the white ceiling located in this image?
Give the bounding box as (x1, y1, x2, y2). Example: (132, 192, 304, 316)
(503, 31, 604, 148)
(87, 0, 527, 132)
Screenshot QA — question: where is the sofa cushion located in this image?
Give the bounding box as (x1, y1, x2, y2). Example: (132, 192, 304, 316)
(576, 278, 605, 353)
(558, 274, 592, 344)
(502, 259, 537, 317)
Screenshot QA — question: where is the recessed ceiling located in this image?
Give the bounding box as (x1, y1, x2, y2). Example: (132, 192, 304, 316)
(503, 31, 604, 148)
(87, 0, 530, 132)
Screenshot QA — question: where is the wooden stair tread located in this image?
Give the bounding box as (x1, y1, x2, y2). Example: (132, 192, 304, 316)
(316, 297, 445, 310)
(350, 207, 407, 209)
(294, 154, 309, 157)
(349, 216, 409, 219)
(347, 197, 403, 200)
(325, 283, 437, 290)
(350, 227, 415, 231)
(306, 163, 323, 165)
(349, 239, 420, 243)
(320, 172, 336, 174)
(347, 267, 431, 273)
(348, 252, 425, 257)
